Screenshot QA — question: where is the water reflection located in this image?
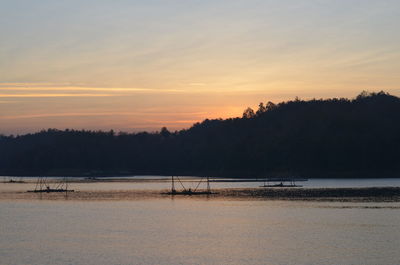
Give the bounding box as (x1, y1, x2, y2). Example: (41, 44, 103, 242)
(0, 200, 399, 265)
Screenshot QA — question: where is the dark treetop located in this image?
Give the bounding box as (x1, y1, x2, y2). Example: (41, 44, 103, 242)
(1, 91, 399, 178)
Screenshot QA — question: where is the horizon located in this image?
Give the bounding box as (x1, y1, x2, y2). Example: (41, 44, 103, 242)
(0, 90, 395, 136)
(1, 1, 400, 134)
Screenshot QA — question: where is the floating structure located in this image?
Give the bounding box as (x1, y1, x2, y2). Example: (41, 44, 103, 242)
(164, 175, 213, 195)
(27, 177, 74, 193)
(210, 179, 263, 182)
(5, 178, 25, 183)
(260, 177, 308, 188)
(1, 176, 25, 183)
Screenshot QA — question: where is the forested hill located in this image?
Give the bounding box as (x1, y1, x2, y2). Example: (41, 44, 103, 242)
(1, 91, 400, 178)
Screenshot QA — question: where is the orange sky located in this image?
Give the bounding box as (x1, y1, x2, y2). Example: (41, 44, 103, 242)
(1, 1, 400, 134)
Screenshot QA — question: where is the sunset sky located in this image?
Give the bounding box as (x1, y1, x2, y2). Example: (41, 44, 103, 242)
(1, 0, 400, 134)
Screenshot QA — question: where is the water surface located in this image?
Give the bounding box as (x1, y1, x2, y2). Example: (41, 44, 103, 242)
(1, 199, 399, 265)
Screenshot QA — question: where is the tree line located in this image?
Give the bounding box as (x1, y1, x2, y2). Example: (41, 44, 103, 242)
(1, 91, 399, 178)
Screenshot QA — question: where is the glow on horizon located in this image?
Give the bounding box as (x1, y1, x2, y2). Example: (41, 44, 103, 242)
(1, 0, 400, 134)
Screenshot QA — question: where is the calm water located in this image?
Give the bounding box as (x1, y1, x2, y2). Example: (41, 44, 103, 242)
(1, 178, 400, 265)
(1, 199, 399, 265)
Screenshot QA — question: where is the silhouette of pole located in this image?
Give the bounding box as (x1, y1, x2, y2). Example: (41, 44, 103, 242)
(171, 176, 175, 193)
(65, 177, 68, 198)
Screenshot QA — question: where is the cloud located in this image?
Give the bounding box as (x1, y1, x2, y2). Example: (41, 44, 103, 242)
(0, 86, 191, 94)
(0, 100, 21, 104)
(0, 85, 260, 96)
(0, 93, 115, 98)
(0, 111, 208, 120)
(0, 82, 74, 87)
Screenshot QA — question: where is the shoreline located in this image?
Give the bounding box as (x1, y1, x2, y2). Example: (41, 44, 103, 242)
(2, 176, 400, 185)
(1, 187, 400, 202)
(2, 171, 400, 180)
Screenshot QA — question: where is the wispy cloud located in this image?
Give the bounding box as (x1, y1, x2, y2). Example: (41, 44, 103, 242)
(0, 93, 115, 98)
(0, 111, 208, 120)
(0, 86, 195, 95)
(189, 83, 206, 86)
(0, 86, 257, 96)
(0, 87, 150, 92)
(0, 100, 21, 104)
(0, 82, 74, 87)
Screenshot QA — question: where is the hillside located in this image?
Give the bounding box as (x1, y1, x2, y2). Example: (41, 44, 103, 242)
(1, 91, 399, 178)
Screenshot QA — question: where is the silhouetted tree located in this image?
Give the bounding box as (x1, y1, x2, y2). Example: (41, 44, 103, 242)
(160, 127, 170, 138)
(265, 101, 276, 111)
(256, 103, 266, 115)
(243, 107, 255, 118)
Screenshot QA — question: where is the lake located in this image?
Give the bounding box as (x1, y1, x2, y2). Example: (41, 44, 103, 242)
(1, 178, 400, 265)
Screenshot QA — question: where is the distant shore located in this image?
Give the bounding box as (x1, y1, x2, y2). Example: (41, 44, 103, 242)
(2, 173, 400, 181)
(1, 187, 400, 202)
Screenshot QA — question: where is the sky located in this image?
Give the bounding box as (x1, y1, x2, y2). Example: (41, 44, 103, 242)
(1, 0, 400, 134)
